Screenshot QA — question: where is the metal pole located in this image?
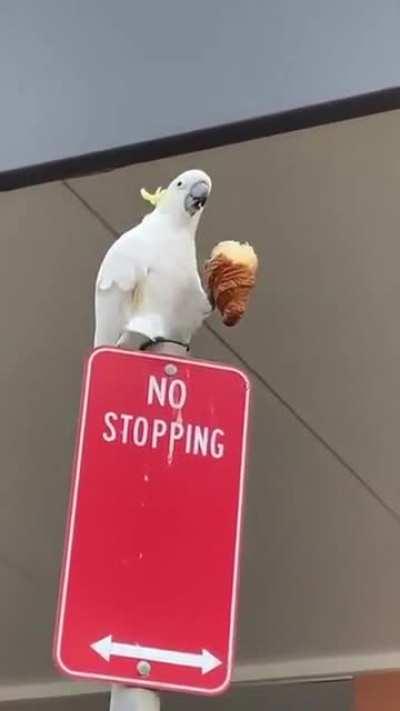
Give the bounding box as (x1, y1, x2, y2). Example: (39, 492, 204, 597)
(110, 686, 160, 711)
(109, 332, 188, 711)
(117, 332, 188, 358)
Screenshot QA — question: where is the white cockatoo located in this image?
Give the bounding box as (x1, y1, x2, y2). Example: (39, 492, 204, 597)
(94, 169, 212, 348)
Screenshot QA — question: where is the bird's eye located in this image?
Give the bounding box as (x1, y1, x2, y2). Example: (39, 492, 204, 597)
(177, 181, 183, 187)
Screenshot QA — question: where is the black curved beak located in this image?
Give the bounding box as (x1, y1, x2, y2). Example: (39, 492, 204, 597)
(184, 180, 210, 215)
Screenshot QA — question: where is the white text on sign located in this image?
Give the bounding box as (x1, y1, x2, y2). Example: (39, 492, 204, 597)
(102, 375, 225, 460)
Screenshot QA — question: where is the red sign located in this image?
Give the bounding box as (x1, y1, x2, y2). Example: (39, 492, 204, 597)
(54, 347, 250, 695)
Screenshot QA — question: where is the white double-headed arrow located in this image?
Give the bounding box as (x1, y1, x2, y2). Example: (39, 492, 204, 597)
(91, 635, 222, 675)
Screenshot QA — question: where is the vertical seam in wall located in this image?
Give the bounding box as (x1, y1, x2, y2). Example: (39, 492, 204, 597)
(63, 181, 118, 237)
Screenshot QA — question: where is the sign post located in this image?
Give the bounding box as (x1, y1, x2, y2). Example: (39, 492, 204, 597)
(110, 685, 160, 711)
(111, 339, 189, 711)
(54, 345, 250, 706)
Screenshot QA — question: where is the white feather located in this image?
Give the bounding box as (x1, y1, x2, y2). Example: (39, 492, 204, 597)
(94, 170, 212, 347)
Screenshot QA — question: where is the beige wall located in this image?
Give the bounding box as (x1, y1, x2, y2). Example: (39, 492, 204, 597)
(1, 109, 400, 708)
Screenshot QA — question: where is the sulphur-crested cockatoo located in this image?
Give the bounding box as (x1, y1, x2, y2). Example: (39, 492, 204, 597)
(94, 169, 212, 348)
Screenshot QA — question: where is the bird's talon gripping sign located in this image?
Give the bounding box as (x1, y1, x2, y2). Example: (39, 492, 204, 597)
(54, 348, 250, 695)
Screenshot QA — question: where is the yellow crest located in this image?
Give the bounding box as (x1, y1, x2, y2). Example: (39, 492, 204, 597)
(140, 186, 166, 207)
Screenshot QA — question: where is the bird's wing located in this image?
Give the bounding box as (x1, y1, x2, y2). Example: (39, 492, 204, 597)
(94, 244, 145, 347)
(96, 245, 142, 292)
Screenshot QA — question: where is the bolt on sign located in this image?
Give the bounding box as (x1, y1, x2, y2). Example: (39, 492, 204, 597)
(54, 348, 250, 695)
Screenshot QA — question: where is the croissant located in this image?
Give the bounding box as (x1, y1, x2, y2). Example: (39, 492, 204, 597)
(205, 241, 258, 326)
